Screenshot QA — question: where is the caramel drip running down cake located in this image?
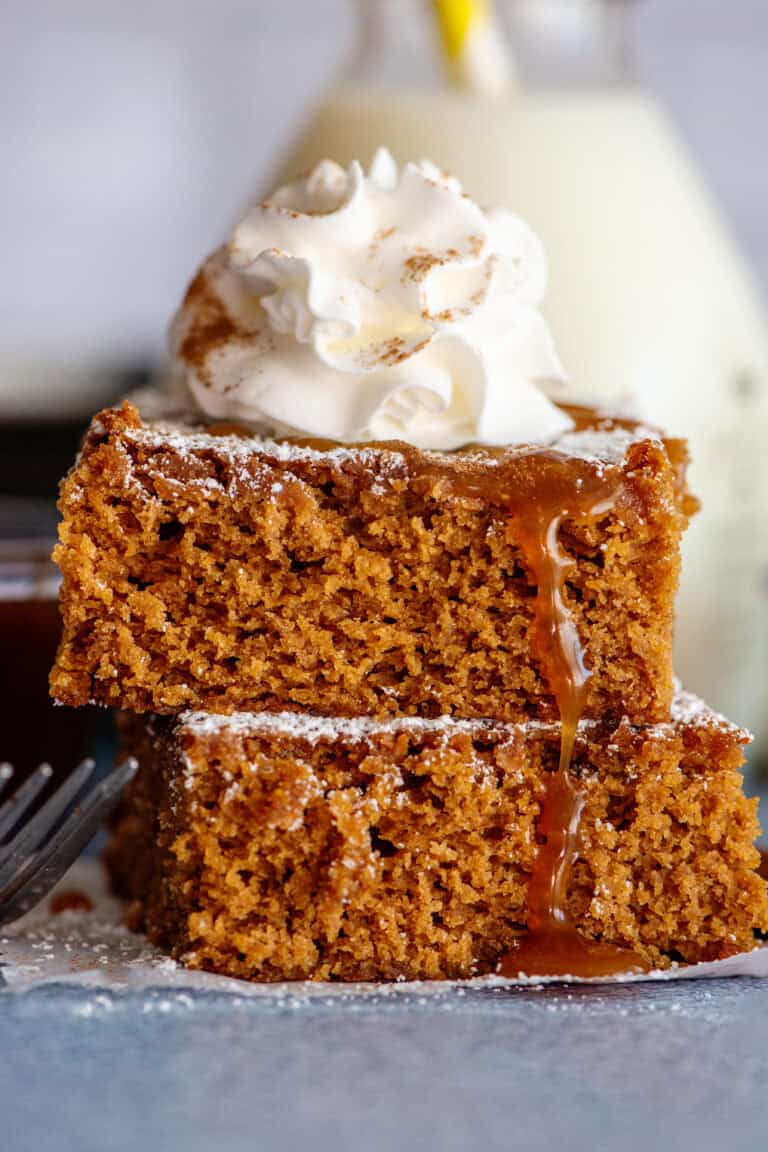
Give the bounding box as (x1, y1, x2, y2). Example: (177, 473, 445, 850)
(54, 149, 766, 979)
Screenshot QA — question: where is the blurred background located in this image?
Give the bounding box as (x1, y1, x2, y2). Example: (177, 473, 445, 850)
(1, 0, 767, 773)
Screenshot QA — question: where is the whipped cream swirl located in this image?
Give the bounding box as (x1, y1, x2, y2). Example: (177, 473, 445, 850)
(171, 148, 572, 449)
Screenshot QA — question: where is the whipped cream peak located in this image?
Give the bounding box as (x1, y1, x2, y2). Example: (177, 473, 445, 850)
(171, 149, 574, 449)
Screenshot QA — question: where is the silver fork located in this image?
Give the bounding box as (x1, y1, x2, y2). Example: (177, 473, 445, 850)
(0, 757, 137, 927)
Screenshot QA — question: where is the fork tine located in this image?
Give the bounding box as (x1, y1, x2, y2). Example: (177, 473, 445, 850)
(0, 763, 53, 842)
(0, 759, 95, 875)
(0, 758, 137, 925)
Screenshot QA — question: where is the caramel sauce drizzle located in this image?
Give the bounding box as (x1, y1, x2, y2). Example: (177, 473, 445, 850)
(205, 406, 662, 977)
(420, 451, 649, 979)
(497, 474, 649, 979)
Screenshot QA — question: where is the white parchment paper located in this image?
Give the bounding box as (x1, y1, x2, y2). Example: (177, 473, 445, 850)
(1, 858, 766, 997)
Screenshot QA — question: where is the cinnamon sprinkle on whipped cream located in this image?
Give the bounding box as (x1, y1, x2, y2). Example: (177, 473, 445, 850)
(170, 148, 576, 450)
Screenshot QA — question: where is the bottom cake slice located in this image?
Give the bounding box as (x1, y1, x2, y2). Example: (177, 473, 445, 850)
(107, 693, 768, 981)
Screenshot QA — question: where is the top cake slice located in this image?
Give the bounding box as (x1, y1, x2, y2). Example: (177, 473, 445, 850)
(51, 150, 695, 725)
(50, 401, 692, 723)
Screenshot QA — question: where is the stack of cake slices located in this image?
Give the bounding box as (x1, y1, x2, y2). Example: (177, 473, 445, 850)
(50, 401, 768, 981)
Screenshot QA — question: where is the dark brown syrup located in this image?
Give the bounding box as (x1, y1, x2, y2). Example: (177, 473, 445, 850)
(0, 599, 92, 778)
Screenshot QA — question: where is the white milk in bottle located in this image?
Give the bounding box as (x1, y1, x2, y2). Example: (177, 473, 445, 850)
(274, 0, 768, 753)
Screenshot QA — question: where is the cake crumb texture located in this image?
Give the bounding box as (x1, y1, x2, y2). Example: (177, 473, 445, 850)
(52, 404, 688, 723)
(106, 704, 768, 982)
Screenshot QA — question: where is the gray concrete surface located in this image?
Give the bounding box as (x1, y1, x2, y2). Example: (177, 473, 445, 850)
(2, 977, 768, 1152)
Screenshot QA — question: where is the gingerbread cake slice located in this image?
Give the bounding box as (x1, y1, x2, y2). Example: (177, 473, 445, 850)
(50, 401, 692, 723)
(106, 691, 768, 982)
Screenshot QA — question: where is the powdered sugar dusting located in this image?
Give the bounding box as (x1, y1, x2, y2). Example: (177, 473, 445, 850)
(180, 709, 541, 744)
(125, 421, 408, 471)
(179, 688, 746, 747)
(669, 684, 751, 740)
(125, 403, 654, 471)
(554, 423, 662, 464)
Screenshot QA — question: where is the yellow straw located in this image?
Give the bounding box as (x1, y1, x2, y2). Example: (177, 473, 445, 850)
(432, 0, 513, 93)
(433, 0, 490, 61)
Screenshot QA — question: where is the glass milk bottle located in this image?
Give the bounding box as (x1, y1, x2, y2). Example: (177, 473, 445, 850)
(275, 0, 768, 758)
